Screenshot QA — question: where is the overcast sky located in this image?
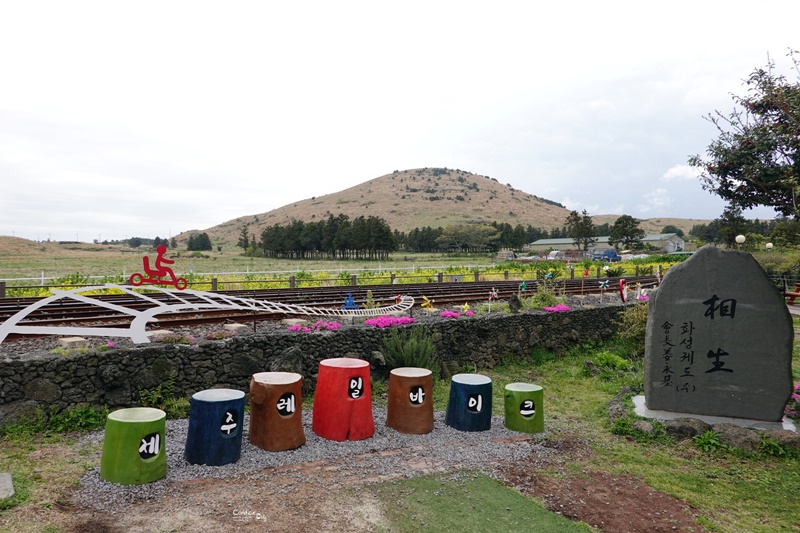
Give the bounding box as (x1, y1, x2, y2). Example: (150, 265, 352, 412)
(1, 1, 798, 242)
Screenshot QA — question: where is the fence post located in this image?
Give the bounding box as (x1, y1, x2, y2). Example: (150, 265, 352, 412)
(649, 266, 654, 276)
(390, 273, 396, 284)
(437, 272, 443, 283)
(211, 278, 218, 292)
(289, 275, 296, 289)
(596, 266, 601, 278)
(351, 274, 357, 286)
(474, 271, 480, 282)
(0, 281, 5, 299)
(635, 266, 639, 277)
(504, 270, 509, 280)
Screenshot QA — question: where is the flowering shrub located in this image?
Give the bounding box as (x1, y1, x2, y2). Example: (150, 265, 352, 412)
(440, 311, 460, 319)
(363, 315, 415, 328)
(95, 341, 116, 352)
(464, 310, 474, 317)
(286, 321, 342, 332)
(203, 329, 238, 340)
(153, 332, 197, 345)
(785, 381, 800, 420)
(543, 304, 571, 313)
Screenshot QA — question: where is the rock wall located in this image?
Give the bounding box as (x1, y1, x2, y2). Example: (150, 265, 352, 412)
(0, 307, 623, 425)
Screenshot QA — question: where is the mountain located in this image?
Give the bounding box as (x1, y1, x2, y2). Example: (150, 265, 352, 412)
(178, 167, 710, 245)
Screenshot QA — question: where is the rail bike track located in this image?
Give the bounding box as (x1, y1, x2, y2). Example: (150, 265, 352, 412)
(0, 276, 659, 344)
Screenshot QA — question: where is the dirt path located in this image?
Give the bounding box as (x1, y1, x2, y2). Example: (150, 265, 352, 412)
(25, 435, 706, 533)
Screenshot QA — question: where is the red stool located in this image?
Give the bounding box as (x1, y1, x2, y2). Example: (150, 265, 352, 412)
(249, 372, 306, 452)
(312, 357, 374, 441)
(386, 367, 434, 434)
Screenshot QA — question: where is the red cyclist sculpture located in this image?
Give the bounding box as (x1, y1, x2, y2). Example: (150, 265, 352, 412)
(129, 245, 188, 290)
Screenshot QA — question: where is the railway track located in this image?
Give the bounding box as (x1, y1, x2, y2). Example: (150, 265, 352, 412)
(0, 276, 658, 339)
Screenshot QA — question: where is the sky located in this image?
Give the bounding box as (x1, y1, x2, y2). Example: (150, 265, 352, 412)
(1, 1, 799, 242)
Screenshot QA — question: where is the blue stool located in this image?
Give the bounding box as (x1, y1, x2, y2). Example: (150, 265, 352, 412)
(184, 388, 246, 466)
(445, 373, 492, 432)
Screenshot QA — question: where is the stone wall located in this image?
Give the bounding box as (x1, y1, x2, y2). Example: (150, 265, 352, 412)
(0, 306, 624, 425)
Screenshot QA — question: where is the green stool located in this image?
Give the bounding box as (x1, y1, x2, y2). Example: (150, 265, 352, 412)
(503, 383, 544, 434)
(100, 407, 167, 485)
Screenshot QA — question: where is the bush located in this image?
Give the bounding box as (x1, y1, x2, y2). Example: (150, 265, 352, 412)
(525, 278, 565, 309)
(381, 328, 441, 380)
(615, 302, 649, 358)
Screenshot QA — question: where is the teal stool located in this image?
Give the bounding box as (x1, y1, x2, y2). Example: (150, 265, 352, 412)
(503, 383, 544, 434)
(100, 407, 167, 485)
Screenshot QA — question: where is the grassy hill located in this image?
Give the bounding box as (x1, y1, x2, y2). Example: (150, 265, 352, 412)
(178, 167, 708, 246)
(179, 168, 557, 245)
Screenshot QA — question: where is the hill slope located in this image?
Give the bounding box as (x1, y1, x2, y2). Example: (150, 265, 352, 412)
(192, 168, 573, 244)
(177, 167, 711, 246)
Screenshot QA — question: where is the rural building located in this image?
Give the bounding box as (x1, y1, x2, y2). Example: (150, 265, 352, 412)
(526, 233, 685, 253)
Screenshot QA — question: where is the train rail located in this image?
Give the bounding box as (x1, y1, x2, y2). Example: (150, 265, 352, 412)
(0, 276, 658, 341)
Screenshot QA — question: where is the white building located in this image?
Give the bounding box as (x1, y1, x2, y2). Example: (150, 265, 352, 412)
(527, 233, 685, 253)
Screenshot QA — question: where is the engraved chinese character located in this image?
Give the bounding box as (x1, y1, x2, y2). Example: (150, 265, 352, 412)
(703, 295, 737, 319)
(706, 348, 733, 373)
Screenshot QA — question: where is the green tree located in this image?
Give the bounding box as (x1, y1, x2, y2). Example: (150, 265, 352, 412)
(717, 206, 748, 248)
(770, 218, 800, 247)
(564, 210, 596, 251)
(237, 224, 250, 251)
(660, 224, 685, 237)
(608, 215, 646, 250)
(435, 224, 500, 252)
(187, 232, 212, 251)
(689, 50, 800, 216)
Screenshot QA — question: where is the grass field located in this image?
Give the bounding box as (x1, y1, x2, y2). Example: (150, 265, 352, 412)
(0, 239, 496, 280)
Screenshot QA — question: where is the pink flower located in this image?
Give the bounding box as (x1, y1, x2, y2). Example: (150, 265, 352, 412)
(364, 315, 415, 328)
(543, 304, 571, 313)
(464, 310, 474, 317)
(440, 311, 460, 319)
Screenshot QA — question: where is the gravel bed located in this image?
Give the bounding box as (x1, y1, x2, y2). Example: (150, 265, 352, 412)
(75, 406, 554, 513)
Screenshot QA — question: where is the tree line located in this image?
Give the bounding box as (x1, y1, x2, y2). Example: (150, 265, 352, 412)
(241, 215, 396, 260)
(239, 216, 565, 257)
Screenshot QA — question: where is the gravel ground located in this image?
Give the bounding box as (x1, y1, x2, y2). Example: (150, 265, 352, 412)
(75, 406, 554, 514)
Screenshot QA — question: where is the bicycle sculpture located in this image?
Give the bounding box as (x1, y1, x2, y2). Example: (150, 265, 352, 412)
(129, 245, 188, 290)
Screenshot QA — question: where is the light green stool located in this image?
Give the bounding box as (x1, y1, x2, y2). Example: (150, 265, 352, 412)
(503, 383, 544, 434)
(100, 407, 167, 485)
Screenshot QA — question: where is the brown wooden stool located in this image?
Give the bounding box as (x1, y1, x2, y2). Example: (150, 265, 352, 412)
(312, 357, 374, 441)
(386, 367, 434, 434)
(249, 372, 306, 452)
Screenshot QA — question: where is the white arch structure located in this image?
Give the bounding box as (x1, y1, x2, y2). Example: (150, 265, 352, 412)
(0, 284, 415, 344)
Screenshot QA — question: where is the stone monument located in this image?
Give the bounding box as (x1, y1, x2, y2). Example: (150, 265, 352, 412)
(644, 246, 793, 421)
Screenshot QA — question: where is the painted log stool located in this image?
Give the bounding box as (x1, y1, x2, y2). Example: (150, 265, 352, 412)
(386, 367, 434, 434)
(100, 407, 167, 485)
(503, 383, 544, 434)
(249, 372, 305, 452)
(312, 357, 374, 441)
(184, 388, 246, 465)
(445, 373, 492, 432)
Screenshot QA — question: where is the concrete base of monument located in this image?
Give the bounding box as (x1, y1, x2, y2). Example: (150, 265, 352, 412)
(633, 396, 797, 432)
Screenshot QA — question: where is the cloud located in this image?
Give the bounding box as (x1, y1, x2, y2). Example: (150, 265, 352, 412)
(638, 188, 672, 213)
(661, 164, 700, 181)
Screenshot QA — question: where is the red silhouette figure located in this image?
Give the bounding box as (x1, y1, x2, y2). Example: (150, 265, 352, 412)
(129, 245, 188, 290)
